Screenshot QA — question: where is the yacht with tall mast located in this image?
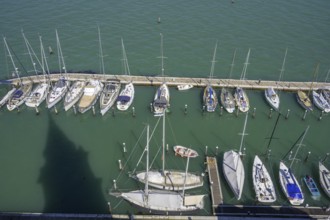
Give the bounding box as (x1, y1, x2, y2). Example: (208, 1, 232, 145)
(234, 49, 251, 113)
(3, 37, 33, 111)
(223, 113, 248, 200)
(319, 161, 330, 198)
(46, 30, 70, 109)
(116, 38, 135, 111)
(117, 125, 205, 214)
(24, 34, 50, 108)
(203, 42, 218, 112)
(264, 49, 287, 111)
(279, 127, 307, 206)
(153, 33, 170, 117)
(134, 111, 203, 191)
(98, 27, 120, 116)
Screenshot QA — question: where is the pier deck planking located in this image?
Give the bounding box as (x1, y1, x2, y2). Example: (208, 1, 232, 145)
(206, 156, 223, 215)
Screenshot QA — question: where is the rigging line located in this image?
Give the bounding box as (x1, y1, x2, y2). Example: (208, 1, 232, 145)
(281, 129, 306, 161)
(265, 112, 281, 154)
(8, 42, 29, 76)
(166, 114, 178, 144)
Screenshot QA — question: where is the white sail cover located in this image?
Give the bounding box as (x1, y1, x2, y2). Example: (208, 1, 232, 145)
(223, 150, 245, 200)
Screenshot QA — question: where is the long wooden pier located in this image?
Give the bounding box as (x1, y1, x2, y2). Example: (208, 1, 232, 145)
(7, 72, 330, 91)
(206, 156, 223, 215)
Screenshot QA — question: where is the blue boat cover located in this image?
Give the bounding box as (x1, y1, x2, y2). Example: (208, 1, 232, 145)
(0, 80, 12, 84)
(287, 183, 303, 199)
(117, 95, 130, 102)
(13, 90, 23, 98)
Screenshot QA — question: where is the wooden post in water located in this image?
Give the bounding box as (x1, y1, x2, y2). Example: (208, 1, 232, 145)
(304, 151, 311, 162)
(73, 105, 77, 115)
(54, 106, 58, 114)
(118, 160, 122, 170)
(113, 179, 117, 189)
(92, 105, 96, 116)
(184, 104, 188, 115)
(35, 105, 39, 115)
(319, 110, 324, 120)
(132, 107, 135, 117)
(123, 142, 126, 153)
(220, 106, 223, 116)
(269, 108, 273, 119)
(252, 107, 256, 118)
(302, 110, 307, 120)
(285, 109, 290, 119)
(205, 146, 208, 155)
(216, 146, 219, 155)
(150, 103, 153, 112)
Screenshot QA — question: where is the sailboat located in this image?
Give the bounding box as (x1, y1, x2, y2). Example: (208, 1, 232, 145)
(153, 33, 170, 117)
(46, 30, 70, 109)
(312, 90, 330, 113)
(252, 155, 276, 203)
(234, 49, 250, 113)
(203, 42, 218, 112)
(3, 37, 33, 111)
(264, 49, 287, 111)
(118, 125, 205, 214)
(78, 79, 103, 114)
(279, 127, 308, 206)
(97, 27, 121, 116)
(296, 64, 319, 111)
(0, 88, 16, 108)
(223, 112, 248, 200)
(319, 162, 330, 198)
(24, 35, 50, 108)
(134, 111, 203, 191)
(220, 49, 237, 113)
(116, 38, 135, 111)
(63, 81, 86, 111)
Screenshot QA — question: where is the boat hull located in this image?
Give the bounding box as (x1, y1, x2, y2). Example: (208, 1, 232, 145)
(7, 83, 33, 111)
(153, 83, 170, 116)
(234, 87, 250, 113)
(296, 90, 313, 111)
(203, 85, 218, 112)
(78, 80, 103, 114)
(135, 170, 203, 191)
(25, 83, 49, 108)
(220, 87, 235, 113)
(312, 90, 330, 113)
(63, 81, 86, 111)
(303, 175, 320, 198)
(116, 83, 134, 111)
(0, 88, 16, 108)
(177, 84, 193, 91)
(319, 162, 330, 198)
(47, 79, 70, 109)
(264, 87, 279, 110)
(100, 81, 121, 115)
(173, 145, 199, 158)
(223, 150, 245, 200)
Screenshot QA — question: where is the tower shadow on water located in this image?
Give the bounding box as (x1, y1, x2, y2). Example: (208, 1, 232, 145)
(38, 113, 108, 213)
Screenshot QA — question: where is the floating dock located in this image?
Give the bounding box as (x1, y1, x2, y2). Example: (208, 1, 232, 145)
(206, 156, 223, 215)
(8, 73, 330, 92)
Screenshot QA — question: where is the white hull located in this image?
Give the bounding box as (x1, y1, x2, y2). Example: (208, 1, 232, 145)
(120, 190, 204, 213)
(116, 83, 134, 111)
(63, 81, 86, 111)
(220, 87, 235, 113)
(153, 83, 170, 116)
(135, 170, 203, 191)
(252, 155, 276, 203)
(47, 78, 70, 109)
(223, 150, 245, 200)
(7, 83, 33, 111)
(25, 83, 49, 108)
(234, 87, 250, 112)
(78, 80, 103, 114)
(264, 87, 280, 110)
(203, 85, 218, 112)
(173, 145, 199, 158)
(319, 162, 330, 198)
(100, 81, 121, 116)
(177, 84, 193, 91)
(0, 88, 16, 108)
(312, 90, 330, 113)
(279, 161, 304, 206)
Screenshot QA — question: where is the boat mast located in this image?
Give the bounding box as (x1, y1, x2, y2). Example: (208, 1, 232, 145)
(98, 26, 105, 78)
(39, 36, 50, 83)
(265, 112, 281, 153)
(56, 29, 67, 76)
(182, 155, 190, 198)
(289, 126, 309, 168)
(228, 48, 237, 80)
(144, 125, 150, 204)
(308, 63, 319, 97)
(238, 113, 249, 155)
(209, 41, 218, 80)
(240, 48, 251, 80)
(162, 110, 166, 173)
(278, 48, 287, 83)
(158, 33, 166, 83)
(3, 37, 21, 84)
(121, 38, 131, 76)
(22, 31, 41, 76)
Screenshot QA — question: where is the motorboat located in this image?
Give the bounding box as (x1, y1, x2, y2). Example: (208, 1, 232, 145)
(173, 145, 199, 158)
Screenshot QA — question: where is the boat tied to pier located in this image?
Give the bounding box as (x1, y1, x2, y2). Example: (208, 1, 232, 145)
(220, 87, 235, 113)
(252, 155, 276, 203)
(312, 90, 330, 113)
(100, 81, 121, 115)
(264, 87, 279, 111)
(303, 175, 321, 198)
(177, 84, 193, 91)
(63, 80, 86, 111)
(78, 79, 103, 113)
(296, 90, 313, 111)
(319, 162, 330, 198)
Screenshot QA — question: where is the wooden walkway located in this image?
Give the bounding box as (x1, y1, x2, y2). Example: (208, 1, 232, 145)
(206, 156, 223, 215)
(8, 72, 330, 92)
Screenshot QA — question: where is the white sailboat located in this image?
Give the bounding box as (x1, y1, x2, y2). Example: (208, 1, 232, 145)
(319, 162, 330, 198)
(63, 80, 86, 111)
(97, 27, 121, 116)
(312, 90, 330, 113)
(46, 30, 70, 109)
(0, 88, 16, 108)
(78, 79, 103, 114)
(24, 35, 50, 108)
(234, 49, 250, 113)
(203, 42, 218, 112)
(264, 49, 287, 111)
(252, 155, 276, 203)
(279, 127, 308, 206)
(153, 33, 170, 117)
(119, 125, 205, 214)
(3, 37, 33, 111)
(116, 38, 135, 111)
(223, 112, 248, 200)
(135, 111, 203, 191)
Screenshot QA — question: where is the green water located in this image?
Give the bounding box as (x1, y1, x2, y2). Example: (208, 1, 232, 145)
(0, 0, 330, 215)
